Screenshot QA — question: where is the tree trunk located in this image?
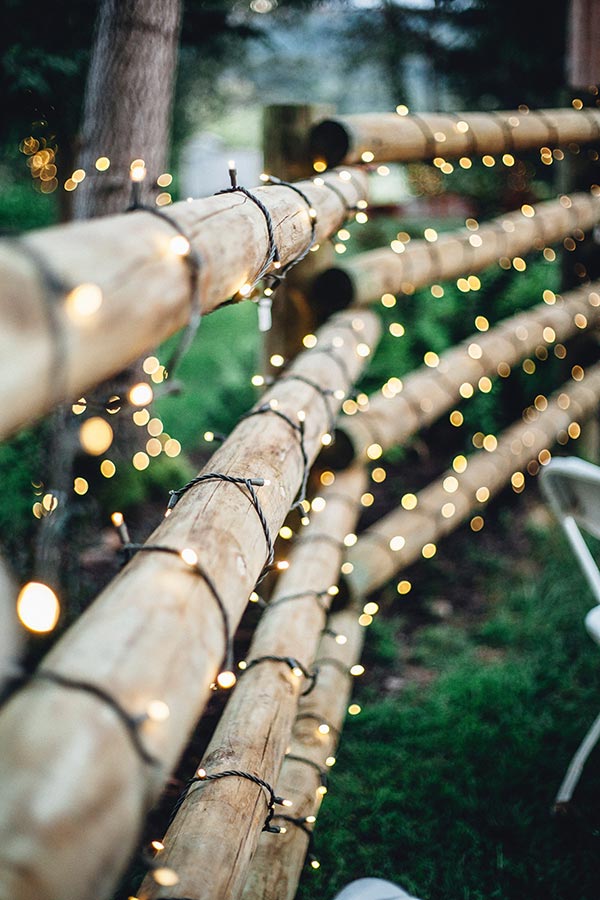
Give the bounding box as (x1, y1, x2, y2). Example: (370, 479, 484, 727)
(74, 0, 182, 218)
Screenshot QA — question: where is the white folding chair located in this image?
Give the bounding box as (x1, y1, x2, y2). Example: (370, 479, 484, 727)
(540, 456, 600, 807)
(540, 457, 600, 643)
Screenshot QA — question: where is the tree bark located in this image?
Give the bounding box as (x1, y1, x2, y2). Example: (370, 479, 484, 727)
(73, 0, 182, 218)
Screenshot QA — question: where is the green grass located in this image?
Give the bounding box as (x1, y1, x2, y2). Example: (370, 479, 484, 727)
(298, 506, 600, 900)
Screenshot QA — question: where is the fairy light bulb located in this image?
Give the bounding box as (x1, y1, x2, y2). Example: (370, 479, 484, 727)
(79, 417, 114, 455)
(130, 159, 146, 182)
(128, 383, 154, 407)
(152, 868, 179, 887)
(17, 582, 60, 633)
(146, 700, 170, 722)
(180, 548, 198, 567)
(65, 283, 103, 319)
(170, 235, 190, 256)
(216, 670, 236, 690)
(318, 723, 330, 735)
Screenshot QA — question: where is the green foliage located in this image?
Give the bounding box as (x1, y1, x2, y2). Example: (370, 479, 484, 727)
(0, 426, 47, 575)
(156, 300, 259, 448)
(297, 518, 600, 900)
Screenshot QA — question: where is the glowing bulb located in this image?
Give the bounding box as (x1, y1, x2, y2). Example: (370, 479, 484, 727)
(152, 868, 179, 887)
(318, 723, 330, 735)
(217, 670, 237, 689)
(128, 383, 154, 407)
(311, 860, 321, 869)
(180, 548, 198, 566)
(130, 160, 146, 182)
(350, 664, 365, 676)
(79, 417, 113, 455)
(151, 840, 165, 852)
(17, 582, 60, 633)
(65, 283, 103, 319)
(170, 235, 190, 256)
(281, 798, 293, 807)
(146, 700, 170, 722)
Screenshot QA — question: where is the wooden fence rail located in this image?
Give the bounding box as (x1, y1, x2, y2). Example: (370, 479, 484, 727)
(333, 283, 600, 465)
(241, 603, 366, 900)
(309, 108, 600, 168)
(0, 168, 367, 442)
(313, 190, 600, 310)
(346, 362, 600, 599)
(239, 366, 600, 900)
(141, 466, 366, 900)
(0, 309, 379, 900)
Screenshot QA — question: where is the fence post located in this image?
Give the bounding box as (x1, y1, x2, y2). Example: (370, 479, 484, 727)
(262, 104, 336, 373)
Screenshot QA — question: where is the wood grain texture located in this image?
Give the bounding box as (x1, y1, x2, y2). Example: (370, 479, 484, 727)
(0, 168, 367, 441)
(0, 309, 379, 900)
(347, 363, 600, 598)
(310, 108, 600, 167)
(141, 466, 366, 900)
(337, 283, 600, 462)
(329, 191, 600, 306)
(241, 605, 366, 900)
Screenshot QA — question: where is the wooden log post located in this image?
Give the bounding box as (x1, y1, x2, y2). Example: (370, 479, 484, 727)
(309, 108, 600, 168)
(312, 191, 600, 309)
(0, 309, 380, 900)
(0, 168, 367, 442)
(140, 465, 367, 900)
(240, 604, 366, 900)
(332, 283, 600, 465)
(0, 555, 20, 687)
(262, 104, 336, 371)
(346, 362, 600, 599)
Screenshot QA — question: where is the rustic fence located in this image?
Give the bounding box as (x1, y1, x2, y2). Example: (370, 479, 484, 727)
(0, 102, 599, 900)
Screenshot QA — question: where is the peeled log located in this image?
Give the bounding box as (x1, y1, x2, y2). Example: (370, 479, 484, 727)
(309, 108, 600, 168)
(0, 168, 367, 442)
(335, 283, 600, 464)
(312, 191, 600, 309)
(141, 466, 366, 900)
(0, 309, 379, 900)
(241, 604, 366, 900)
(346, 362, 600, 598)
